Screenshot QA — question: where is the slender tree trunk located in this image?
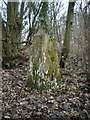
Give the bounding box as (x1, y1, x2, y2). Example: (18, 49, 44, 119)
(87, 4, 90, 84)
(83, 2, 90, 85)
(18, 2, 25, 44)
(60, 2, 75, 68)
(0, 13, 2, 69)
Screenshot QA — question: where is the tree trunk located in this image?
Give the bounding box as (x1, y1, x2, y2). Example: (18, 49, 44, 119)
(83, 2, 90, 85)
(18, 2, 25, 45)
(87, 4, 90, 84)
(60, 2, 75, 68)
(4, 2, 18, 67)
(0, 13, 2, 69)
(2, 2, 24, 68)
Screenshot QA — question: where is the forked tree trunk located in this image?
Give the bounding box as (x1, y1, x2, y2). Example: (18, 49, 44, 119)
(60, 2, 75, 68)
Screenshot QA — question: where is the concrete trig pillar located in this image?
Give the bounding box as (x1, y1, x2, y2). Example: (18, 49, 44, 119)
(27, 29, 61, 91)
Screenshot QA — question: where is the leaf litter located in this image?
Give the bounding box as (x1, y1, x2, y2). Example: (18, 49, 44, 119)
(1, 58, 90, 120)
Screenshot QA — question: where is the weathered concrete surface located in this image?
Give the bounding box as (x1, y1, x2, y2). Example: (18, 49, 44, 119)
(27, 32, 61, 91)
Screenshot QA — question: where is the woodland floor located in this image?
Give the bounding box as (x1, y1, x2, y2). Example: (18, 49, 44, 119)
(1, 54, 90, 120)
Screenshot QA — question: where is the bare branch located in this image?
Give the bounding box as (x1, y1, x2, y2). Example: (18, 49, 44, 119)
(2, 0, 7, 6)
(26, 3, 43, 42)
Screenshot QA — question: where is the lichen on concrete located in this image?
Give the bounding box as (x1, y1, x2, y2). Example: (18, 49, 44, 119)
(27, 30, 61, 91)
